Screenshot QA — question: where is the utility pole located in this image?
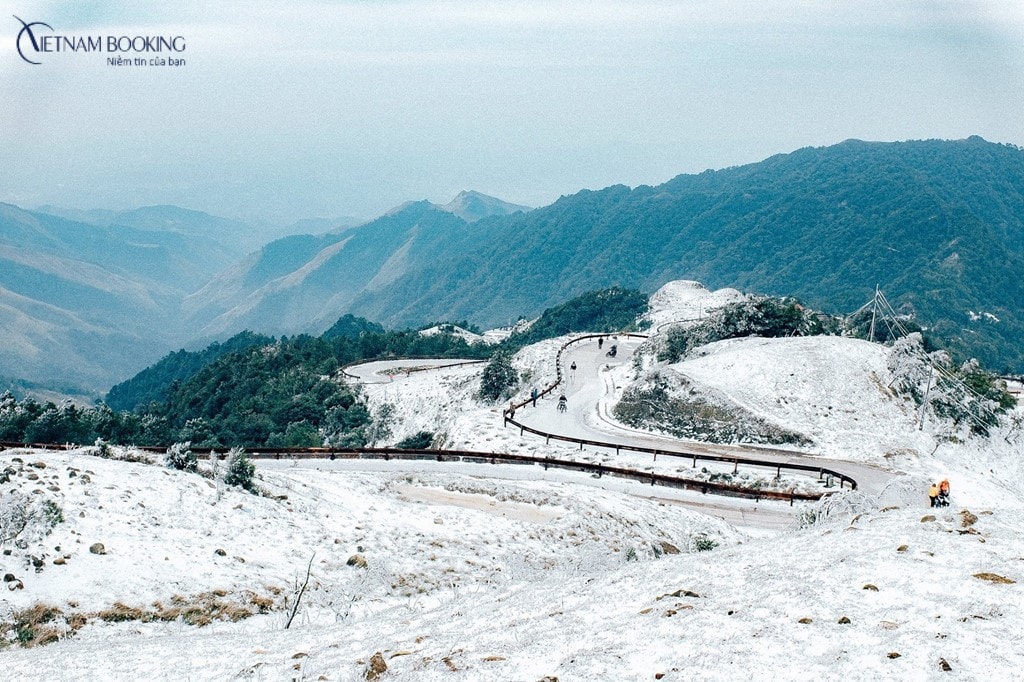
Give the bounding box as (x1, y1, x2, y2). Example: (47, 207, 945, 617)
(868, 284, 879, 343)
(918, 367, 933, 431)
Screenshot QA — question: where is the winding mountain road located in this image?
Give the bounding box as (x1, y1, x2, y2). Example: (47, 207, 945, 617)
(342, 335, 898, 528)
(513, 337, 895, 496)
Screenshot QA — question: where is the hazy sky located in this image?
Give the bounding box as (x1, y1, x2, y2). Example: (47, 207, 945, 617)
(2, 1, 1023, 223)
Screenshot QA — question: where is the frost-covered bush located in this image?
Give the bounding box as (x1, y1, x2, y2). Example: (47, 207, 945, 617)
(691, 533, 719, 552)
(796, 490, 876, 529)
(478, 350, 518, 402)
(92, 438, 113, 459)
(657, 296, 834, 363)
(164, 442, 197, 472)
(614, 370, 811, 446)
(394, 431, 435, 449)
(224, 447, 256, 493)
(1, 492, 63, 545)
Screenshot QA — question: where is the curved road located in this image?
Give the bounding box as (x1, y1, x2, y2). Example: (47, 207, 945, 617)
(343, 336, 898, 528)
(515, 337, 895, 496)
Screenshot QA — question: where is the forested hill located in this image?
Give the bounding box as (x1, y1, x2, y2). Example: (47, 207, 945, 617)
(342, 137, 1024, 371)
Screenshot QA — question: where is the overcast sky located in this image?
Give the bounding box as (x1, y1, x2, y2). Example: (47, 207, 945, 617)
(2, 1, 1022, 223)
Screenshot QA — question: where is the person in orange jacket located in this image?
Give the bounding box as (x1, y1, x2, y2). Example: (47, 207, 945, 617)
(928, 483, 939, 508)
(937, 479, 950, 507)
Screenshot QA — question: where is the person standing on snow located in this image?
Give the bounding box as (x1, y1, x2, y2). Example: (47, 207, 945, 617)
(928, 483, 939, 508)
(938, 479, 951, 506)
(531, 386, 538, 407)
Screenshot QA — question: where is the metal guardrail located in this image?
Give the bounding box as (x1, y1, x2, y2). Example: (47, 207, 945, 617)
(0, 441, 823, 503)
(501, 332, 858, 493)
(0, 332, 856, 504)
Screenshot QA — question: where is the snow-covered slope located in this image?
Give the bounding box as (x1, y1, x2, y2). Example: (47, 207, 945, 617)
(670, 335, 930, 460)
(2, 448, 1021, 680)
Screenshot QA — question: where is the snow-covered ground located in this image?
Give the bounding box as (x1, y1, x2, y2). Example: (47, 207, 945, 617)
(3, 279, 1022, 679)
(2, 448, 1021, 680)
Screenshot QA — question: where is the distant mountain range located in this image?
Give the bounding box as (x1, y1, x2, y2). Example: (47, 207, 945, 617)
(3, 138, 1023, 397)
(184, 137, 1024, 372)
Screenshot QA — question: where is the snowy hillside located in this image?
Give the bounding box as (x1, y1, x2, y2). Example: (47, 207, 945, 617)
(2, 447, 1022, 680)
(669, 336, 931, 459)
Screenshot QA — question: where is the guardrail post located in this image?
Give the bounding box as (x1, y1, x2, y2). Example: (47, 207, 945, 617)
(818, 468, 824, 481)
(653, 451, 657, 462)
(776, 465, 781, 479)
(615, 445, 620, 455)
(545, 436, 549, 444)
(733, 460, 738, 474)
(692, 456, 697, 468)
(579, 441, 583, 451)
(596, 464, 602, 478)
(543, 458, 549, 471)
(651, 474, 655, 486)
(790, 496, 794, 507)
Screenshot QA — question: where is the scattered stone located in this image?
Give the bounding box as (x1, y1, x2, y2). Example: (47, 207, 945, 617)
(291, 652, 308, 659)
(921, 515, 936, 523)
(880, 505, 899, 512)
(3, 573, 15, 582)
(7, 579, 24, 590)
(482, 655, 506, 662)
(879, 621, 898, 630)
(12, 457, 22, 463)
(639, 608, 653, 615)
(68, 470, 77, 478)
(347, 554, 368, 569)
(538, 677, 559, 682)
(838, 616, 851, 624)
(79, 475, 91, 484)
(89, 543, 107, 555)
(27, 473, 39, 481)
(235, 556, 246, 563)
(660, 589, 700, 599)
(334, 538, 342, 544)
(939, 658, 952, 671)
(389, 651, 413, 658)
(973, 573, 1015, 584)
(215, 548, 227, 556)
(960, 510, 978, 528)
(366, 652, 387, 681)
(659, 541, 680, 555)
(896, 545, 908, 553)
(863, 584, 879, 592)
(656, 674, 665, 680)
(30, 556, 44, 568)
(53, 558, 66, 565)
(29, 461, 46, 469)
(79, 511, 86, 518)
(434, 517, 444, 524)
(798, 617, 813, 624)
(888, 652, 901, 659)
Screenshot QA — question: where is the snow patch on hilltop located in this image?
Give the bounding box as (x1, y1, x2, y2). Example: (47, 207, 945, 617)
(645, 280, 746, 331)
